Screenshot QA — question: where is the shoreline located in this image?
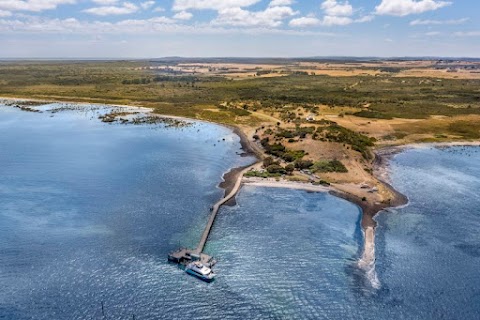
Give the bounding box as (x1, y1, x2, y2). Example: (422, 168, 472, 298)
(0, 95, 154, 112)
(4, 96, 480, 272)
(4, 95, 479, 224)
(0, 96, 264, 219)
(242, 178, 331, 193)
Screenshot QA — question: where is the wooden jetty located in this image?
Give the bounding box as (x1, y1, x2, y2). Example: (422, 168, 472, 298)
(168, 248, 217, 268)
(168, 164, 257, 268)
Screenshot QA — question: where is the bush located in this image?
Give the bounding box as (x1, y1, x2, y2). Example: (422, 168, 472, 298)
(263, 156, 275, 167)
(230, 108, 251, 117)
(448, 121, 480, 139)
(261, 139, 287, 158)
(285, 164, 295, 174)
(245, 170, 279, 178)
(281, 153, 295, 162)
(317, 124, 376, 159)
(266, 164, 286, 174)
(312, 160, 348, 173)
(276, 130, 295, 139)
(294, 159, 313, 169)
(353, 110, 393, 120)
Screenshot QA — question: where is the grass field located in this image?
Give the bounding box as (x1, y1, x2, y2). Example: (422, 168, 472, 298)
(1, 60, 480, 139)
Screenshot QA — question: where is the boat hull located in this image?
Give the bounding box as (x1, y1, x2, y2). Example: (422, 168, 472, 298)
(185, 269, 215, 282)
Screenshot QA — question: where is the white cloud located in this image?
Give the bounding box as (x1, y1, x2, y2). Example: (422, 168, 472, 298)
(84, 2, 138, 15)
(140, 1, 155, 10)
(0, 15, 337, 36)
(290, 0, 372, 28)
(321, 0, 353, 17)
(0, 0, 76, 12)
(0, 10, 12, 17)
(92, 0, 118, 5)
(375, 0, 451, 17)
(269, 0, 293, 6)
(172, 0, 260, 11)
(290, 14, 372, 27)
(410, 18, 469, 26)
(0, 17, 82, 32)
(116, 16, 176, 27)
(289, 16, 320, 28)
(321, 15, 352, 26)
(213, 5, 296, 27)
(153, 7, 165, 12)
(356, 15, 374, 23)
(173, 11, 193, 20)
(454, 31, 480, 37)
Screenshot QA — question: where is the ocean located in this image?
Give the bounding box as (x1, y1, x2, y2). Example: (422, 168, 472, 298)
(0, 103, 478, 319)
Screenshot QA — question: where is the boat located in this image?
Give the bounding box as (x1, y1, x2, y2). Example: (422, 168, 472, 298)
(185, 261, 216, 282)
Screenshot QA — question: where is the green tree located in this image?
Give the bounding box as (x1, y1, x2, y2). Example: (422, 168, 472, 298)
(266, 164, 286, 174)
(294, 159, 313, 170)
(285, 164, 295, 174)
(263, 156, 275, 168)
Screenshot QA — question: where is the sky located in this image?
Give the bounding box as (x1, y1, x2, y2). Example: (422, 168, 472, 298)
(0, 0, 479, 58)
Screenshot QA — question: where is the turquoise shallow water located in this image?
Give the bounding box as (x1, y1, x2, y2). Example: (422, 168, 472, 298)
(1, 103, 479, 319)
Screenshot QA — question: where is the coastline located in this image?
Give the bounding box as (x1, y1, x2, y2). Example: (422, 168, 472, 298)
(360, 140, 480, 226)
(242, 177, 331, 193)
(4, 96, 480, 275)
(0, 96, 155, 113)
(0, 96, 264, 213)
(4, 95, 477, 224)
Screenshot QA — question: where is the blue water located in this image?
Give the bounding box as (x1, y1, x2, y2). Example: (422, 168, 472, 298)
(0, 103, 255, 319)
(1, 104, 479, 319)
(374, 146, 480, 319)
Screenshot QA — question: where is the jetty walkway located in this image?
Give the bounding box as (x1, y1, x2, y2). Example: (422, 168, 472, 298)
(168, 163, 259, 267)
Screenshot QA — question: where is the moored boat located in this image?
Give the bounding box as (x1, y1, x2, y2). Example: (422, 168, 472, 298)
(185, 261, 216, 282)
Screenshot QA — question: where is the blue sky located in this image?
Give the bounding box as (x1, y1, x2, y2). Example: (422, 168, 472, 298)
(0, 0, 478, 58)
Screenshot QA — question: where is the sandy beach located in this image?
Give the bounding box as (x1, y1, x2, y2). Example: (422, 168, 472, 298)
(242, 177, 331, 193)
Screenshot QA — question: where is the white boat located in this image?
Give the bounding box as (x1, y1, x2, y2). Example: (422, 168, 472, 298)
(185, 261, 216, 282)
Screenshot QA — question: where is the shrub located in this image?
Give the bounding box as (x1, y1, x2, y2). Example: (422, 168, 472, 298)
(263, 156, 275, 167)
(317, 124, 376, 159)
(276, 130, 295, 139)
(230, 108, 251, 117)
(312, 160, 348, 173)
(245, 170, 278, 178)
(285, 164, 295, 174)
(261, 139, 287, 157)
(281, 153, 295, 162)
(353, 110, 394, 120)
(294, 159, 313, 169)
(266, 164, 286, 174)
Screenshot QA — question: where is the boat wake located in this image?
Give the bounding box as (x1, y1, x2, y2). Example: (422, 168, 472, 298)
(357, 226, 381, 290)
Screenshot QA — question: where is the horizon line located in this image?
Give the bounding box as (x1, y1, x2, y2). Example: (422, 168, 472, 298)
(1, 56, 480, 61)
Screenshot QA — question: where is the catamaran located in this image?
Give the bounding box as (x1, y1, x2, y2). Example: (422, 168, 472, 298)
(185, 261, 216, 282)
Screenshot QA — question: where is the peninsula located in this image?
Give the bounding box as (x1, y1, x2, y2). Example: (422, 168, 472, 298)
(2, 58, 480, 267)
